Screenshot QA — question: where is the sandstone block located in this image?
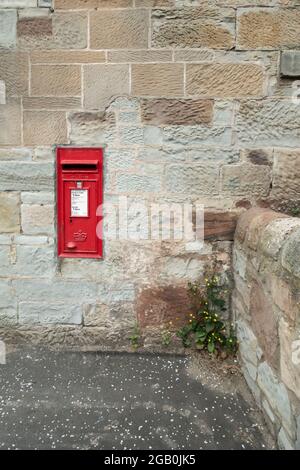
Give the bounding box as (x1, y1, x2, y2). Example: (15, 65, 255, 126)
(131, 64, 184, 97)
(203, 211, 238, 241)
(245, 210, 286, 251)
(0, 52, 29, 98)
(163, 125, 232, 147)
(55, 0, 132, 8)
(0, 148, 32, 161)
(272, 149, 300, 201)
(90, 9, 149, 49)
(234, 207, 270, 244)
(0, 192, 20, 233)
(237, 8, 300, 50)
(259, 217, 300, 260)
(187, 63, 264, 98)
(0, 162, 54, 191)
(278, 427, 294, 450)
(68, 110, 116, 145)
(31, 65, 81, 96)
(281, 227, 300, 279)
(281, 51, 300, 77)
(23, 96, 81, 110)
(0, 10, 17, 48)
(141, 98, 213, 126)
(13, 279, 97, 302)
(250, 280, 279, 368)
(279, 318, 300, 402)
(18, 12, 87, 50)
(108, 50, 172, 63)
(151, 7, 235, 49)
(21, 204, 54, 235)
(161, 257, 204, 281)
(23, 110, 67, 146)
(19, 302, 82, 325)
(12, 245, 55, 277)
(84, 64, 129, 110)
(0, 100, 22, 146)
(221, 163, 271, 197)
(30, 50, 105, 64)
(165, 164, 219, 195)
(0, 1, 37, 6)
(257, 361, 293, 432)
(116, 173, 162, 193)
(236, 100, 300, 147)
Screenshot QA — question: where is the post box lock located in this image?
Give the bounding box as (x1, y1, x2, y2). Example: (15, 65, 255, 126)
(56, 147, 103, 258)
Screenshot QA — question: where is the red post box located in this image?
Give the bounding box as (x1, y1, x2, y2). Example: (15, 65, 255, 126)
(56, 147, 103, 258)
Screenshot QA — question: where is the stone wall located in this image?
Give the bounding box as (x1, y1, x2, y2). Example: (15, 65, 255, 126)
(0, 1, 300, 349)
(233, 208, 300, 449)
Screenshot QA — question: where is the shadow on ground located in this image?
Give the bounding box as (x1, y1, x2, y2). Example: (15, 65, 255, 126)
(0, 349, 275, 450)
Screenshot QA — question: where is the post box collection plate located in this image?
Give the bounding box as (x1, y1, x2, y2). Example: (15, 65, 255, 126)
(56, 147, 103, 258)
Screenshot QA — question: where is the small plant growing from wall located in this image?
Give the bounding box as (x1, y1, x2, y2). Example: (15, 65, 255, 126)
(129, 322, 142, 351)
(176, 274, 238, 357)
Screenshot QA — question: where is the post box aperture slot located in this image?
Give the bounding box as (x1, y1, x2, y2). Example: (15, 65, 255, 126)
(61, 161, 98, 172)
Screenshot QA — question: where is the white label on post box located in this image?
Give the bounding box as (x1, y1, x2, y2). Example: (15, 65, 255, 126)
(71, 189, 88, 217)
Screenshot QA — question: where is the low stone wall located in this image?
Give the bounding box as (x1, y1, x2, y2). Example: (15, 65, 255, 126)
(233, 208, 300, 449)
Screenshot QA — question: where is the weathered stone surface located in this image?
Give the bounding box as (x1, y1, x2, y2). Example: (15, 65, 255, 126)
(55, 0, 132, 7)
(23, 96, 81, 110)
(0, 162, 53, 191)
(151, 7, 235, 49)
(108, 50, 172, 63)
(116, 173, 162, 193)
(13, 235, 48, 245)
(23, 110, 67, 145)
(0, 1, 37, 6)
(278, 427, 294, 450)
(119, 126, 144, 145)
(21, 204, 54, 235)
(141, 98, 213, 126)
(281, 51, 300, 77)
(30, 50, 105, 64)
(0, 192, 20, 233)
(131, 64, 184, 97)
(0, 100, 22, 146)
(187, 63, 264, 98)
(163, 125, 232, 147)
(31, 65, 81, 96)
(279, 318, 300, 400)
(250, 281, 279, 368)
(203, 211, 238, 240)
(18, 12, 87, 50)
(257, 361, 293, 432)
(90, 9, 149, 49)
(165, 164, 219, 195)
(245, 210, 285, 251)
(137, 285, 190, 331)
(236, 100, 300, 147)
(272, 149, 300, 201)
(237, 8, 300, 50)
(83, 303, 135, 334)
(0, 10, 17, 48)
(21, 192, 54, 204)
(0, 52, 29, 98)
(68, 111, 116, 145)
(174, 49, 216, 62)
(259, 217, 300, 260)
(0, 80, 5, 105)
(281, 227, 300, 279)
(11, 245, 55, 277)
(17, 16, 52, 39)
(13, 279, 97, 302)
(235, 207, 269, 244)
(237, 319, 261, 367)
(221, 163, 271, 197)
(84, 64, 129, 110)
(0, 280, 16, 327)
(241, 148, 273, 166)
(0, 148, 32, 161)
(161, 256, 204, 281)
(19, 302, 82, 325)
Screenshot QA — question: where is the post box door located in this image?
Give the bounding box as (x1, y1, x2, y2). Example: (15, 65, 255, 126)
(57, 146, 103, 259)
(63, 180, 98, 255)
